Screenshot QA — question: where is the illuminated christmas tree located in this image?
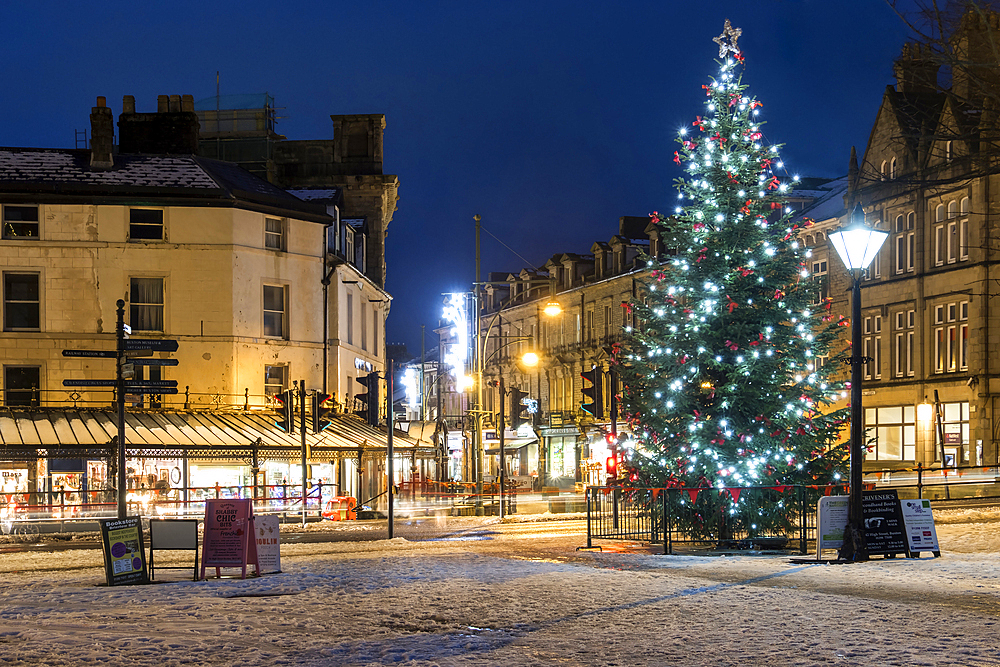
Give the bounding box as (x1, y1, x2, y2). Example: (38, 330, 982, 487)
(617, 21, 848, 511)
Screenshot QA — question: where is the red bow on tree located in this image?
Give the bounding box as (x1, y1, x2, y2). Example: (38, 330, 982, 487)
(725, 340, 738, 351)
(767, 177, 781, 190)
(725, 295, 738, 313)
(673, 151, 681, 164)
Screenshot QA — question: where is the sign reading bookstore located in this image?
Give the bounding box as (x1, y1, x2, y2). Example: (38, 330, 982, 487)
(99, 517, 148, 586)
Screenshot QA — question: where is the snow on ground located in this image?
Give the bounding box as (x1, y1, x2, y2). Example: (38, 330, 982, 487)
(0, 508, 999, 666)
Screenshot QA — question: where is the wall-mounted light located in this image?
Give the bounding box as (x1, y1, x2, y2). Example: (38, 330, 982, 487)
(543, 302, 562, 317)
(917, 398, 933, 423)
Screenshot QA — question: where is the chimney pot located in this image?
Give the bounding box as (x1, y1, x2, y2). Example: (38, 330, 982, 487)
(122, 95, 135, 114)
(90, 98, 114, 169)
(157, 95, 169, 113)
(181, 94, 194, 113)
(168, 94, 181, 112)
(96, 96, 106, 108)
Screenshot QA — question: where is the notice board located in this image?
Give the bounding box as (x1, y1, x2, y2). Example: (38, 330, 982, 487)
(99, 517, 149, 586)
(899, 498, 941, 557)
(201, 499, 258, 579)
(254, 514, 281, 574)
(862, 490, 908, 557)
(816, 495, 849, 555)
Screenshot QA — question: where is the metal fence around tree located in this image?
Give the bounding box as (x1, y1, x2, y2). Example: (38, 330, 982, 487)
(585, 485, 843, 554)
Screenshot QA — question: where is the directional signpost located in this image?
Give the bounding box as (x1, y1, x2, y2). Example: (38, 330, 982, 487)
(63, 349, 117, 359)
(61, 301, 179, 519)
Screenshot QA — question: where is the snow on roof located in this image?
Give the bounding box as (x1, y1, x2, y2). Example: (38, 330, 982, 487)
(288, 188, 341, 201)
(794, 176, 848, 224)
(0, 149, 219, 189)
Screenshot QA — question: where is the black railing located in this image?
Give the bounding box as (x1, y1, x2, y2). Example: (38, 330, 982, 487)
(865, 463, 1000, 501)
(586, 485, 832, 554)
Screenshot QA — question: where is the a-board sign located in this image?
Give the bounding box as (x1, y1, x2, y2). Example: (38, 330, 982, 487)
(816, 495, 849, 555)
(254, 514, 281, 574)
(201, 499, 259, 579)
(99, 517, 149, 586)
(899, 498, 941, 557)
(862, 489, 908, 556)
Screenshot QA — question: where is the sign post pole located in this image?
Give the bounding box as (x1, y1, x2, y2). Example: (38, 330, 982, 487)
(116, 299, 127, 520)
(300, 379, 307, 528)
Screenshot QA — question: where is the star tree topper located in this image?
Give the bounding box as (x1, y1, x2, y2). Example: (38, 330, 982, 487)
(713, 19, 742, 58)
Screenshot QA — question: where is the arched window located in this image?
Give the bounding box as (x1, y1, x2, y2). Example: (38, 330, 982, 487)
(936, 204, 945, 222)
(895, 214, 904, 233)
(946, 141, 953, 161)
(805, 234, 814, 246)
(815, 231, 825, 243)
(890, 157, 898, 179)
(880, 160, 887, 180)
(948, 201, 958, 218)
(961, 197, 970, 215)
(907, 212, 915, 229)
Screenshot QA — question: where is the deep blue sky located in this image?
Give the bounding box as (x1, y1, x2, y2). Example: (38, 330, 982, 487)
(1, 1, 914, 355)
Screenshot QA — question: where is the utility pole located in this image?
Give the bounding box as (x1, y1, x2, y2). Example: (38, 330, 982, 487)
(499, 375, 506, 519)
(300, 379, 308, 527)
(387, 364, 394, 539)
(115, 299, 126, 519)
(420, 325, 425, 422)
(474, 214, 483, 514)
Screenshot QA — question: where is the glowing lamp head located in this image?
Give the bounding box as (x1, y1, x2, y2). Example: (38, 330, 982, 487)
(828, 204, 889, 272)
(520, 352, 540, 367)
(917, 400, 933, 423)
(543, 302, 563, 317)
(459, 375, 475, 392)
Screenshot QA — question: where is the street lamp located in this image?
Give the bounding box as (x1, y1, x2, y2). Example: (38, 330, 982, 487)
(828, 203, 889, 562)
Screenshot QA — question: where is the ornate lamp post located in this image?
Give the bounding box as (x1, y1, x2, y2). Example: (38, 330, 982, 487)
(828, 203, 889, 562)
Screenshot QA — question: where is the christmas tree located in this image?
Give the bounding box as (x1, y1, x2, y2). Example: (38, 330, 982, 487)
(617, 21, 848, 527)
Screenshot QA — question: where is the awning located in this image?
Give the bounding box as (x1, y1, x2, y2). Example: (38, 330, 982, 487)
(0, 408, 435, 462)
(485, 437, 537, 455)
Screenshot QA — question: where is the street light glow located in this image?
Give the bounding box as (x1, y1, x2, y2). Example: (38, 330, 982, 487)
(521, 352, 539, 367)
(543, 302, 562, 317)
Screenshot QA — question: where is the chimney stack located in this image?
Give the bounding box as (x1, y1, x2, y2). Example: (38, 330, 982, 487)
(90, 96, 114, 169)
(118, 94, 201, 155)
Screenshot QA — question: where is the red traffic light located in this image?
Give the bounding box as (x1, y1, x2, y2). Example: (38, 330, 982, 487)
(606, 456, 616, 475)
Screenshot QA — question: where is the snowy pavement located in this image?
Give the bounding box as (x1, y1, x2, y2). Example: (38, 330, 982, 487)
(1, 509, 999, 666)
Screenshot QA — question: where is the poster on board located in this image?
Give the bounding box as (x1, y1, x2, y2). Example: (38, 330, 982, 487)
(254, 514, 281, 574)
(201, 499, 258, 579)
(99, 517, 148, 586)
(862, 490, 909, 556)
(816, 495, 849, 556)
(899, 498, 941, 557)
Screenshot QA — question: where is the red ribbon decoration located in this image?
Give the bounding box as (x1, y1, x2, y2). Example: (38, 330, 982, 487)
(728, 488, 742, 503)
(687, 488, 700, 503)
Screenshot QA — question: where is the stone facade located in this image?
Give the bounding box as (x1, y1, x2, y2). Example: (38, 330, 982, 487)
(0, 98, 388, 414)
(815, 19, 1000, 469)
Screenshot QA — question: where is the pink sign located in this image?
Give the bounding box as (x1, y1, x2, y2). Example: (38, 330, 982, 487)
(201, 499, 259, 579)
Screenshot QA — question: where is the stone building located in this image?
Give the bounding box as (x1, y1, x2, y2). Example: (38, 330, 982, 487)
(819, 15, 1000, 470)
(0, 96, 426, 508)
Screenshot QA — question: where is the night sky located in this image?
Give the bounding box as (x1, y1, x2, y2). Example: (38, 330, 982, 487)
(1, 1, 913, 354)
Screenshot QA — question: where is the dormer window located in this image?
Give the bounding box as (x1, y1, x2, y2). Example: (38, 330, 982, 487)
(880, 160, 887, 180)
(890, 157, 897, 179)
(946, 141, 953, 161)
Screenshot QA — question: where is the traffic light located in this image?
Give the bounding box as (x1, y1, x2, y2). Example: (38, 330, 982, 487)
(580, 365, 604, 419)
(354, 373, 380, 426)
(312, 392, 334, 433)
(606, 455, 617, 476)
(509, 388, 528, 430)
(274, 389, 294, 433)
